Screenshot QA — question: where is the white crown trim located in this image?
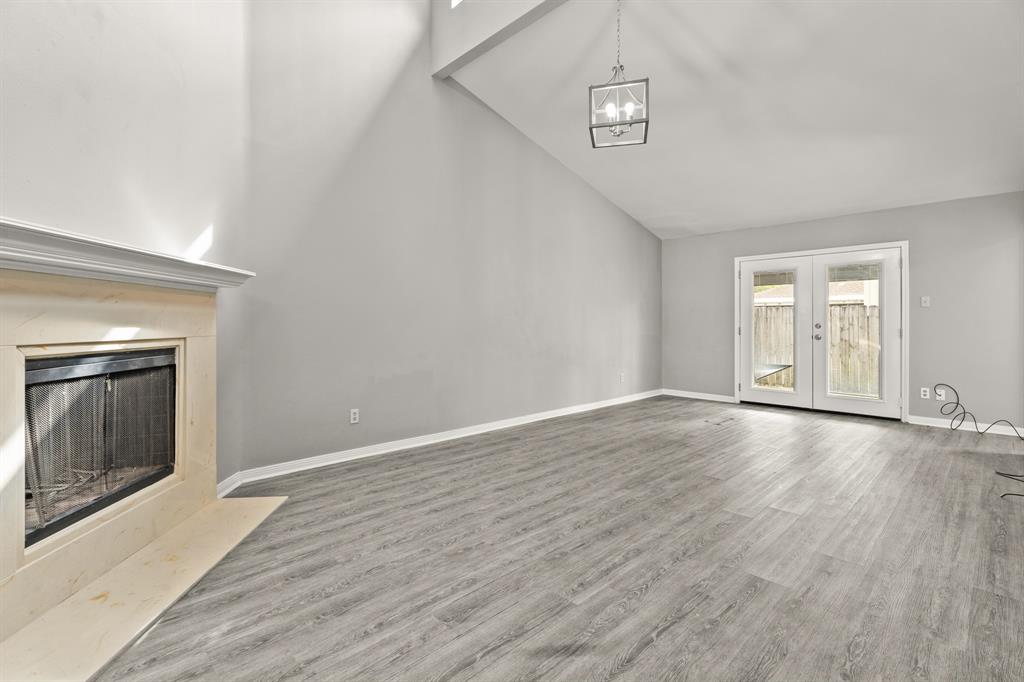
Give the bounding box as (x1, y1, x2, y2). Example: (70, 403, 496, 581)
(0, 217, 254, 292)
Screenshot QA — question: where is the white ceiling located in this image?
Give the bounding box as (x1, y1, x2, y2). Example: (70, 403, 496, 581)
(453, 0, 1024, 238)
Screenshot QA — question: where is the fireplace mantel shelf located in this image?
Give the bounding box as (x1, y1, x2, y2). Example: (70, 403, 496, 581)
(1, 217, 254, 292)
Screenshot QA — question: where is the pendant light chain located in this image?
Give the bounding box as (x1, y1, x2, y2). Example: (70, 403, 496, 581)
(607, 0, 624, 83)
(616, 0, 622, 69)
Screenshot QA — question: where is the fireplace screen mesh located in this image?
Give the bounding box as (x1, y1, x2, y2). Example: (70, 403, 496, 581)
(25, 354, 175, 545)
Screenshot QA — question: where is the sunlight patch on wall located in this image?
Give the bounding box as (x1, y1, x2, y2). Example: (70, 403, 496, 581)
(101, 327, 141, 342)
(184, 225, 214, 262)
(0, 425, 25, 493)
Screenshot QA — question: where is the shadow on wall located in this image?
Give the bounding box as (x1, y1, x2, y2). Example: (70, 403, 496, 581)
(216, 0, 661, 475)
(243, 0, 427, 254)
(214, 0, 431, 480)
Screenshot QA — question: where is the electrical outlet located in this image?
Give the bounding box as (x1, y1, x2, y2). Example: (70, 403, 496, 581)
(935, 388, 946, 401)
(920, 296, 931, 308)
(920, 387, 930, 400)
(350, 408, 360, 424)
(619, 371, 625, 384)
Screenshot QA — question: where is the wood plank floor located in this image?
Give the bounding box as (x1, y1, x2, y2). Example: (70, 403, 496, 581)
(98, 396, 1024, 681)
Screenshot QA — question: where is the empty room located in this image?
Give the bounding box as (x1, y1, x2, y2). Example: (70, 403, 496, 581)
(1, 0, 1022, 680)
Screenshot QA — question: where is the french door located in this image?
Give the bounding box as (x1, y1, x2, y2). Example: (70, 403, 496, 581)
(738, 246, 903, 418)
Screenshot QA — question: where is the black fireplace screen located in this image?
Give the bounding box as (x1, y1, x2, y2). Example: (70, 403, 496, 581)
(24, 348, 176, 545)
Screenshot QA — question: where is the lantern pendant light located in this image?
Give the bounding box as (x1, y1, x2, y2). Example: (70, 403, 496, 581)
(589, 0, 649, 148)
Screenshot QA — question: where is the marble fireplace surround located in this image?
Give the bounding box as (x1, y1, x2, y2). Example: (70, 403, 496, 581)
(0, 219, 284, 680)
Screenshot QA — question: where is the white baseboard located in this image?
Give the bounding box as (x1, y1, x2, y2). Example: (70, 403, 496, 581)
(216, 391, 1024, 497)
(217, 389, 663, 497)
(216, 471, 246, 498)
(906, 414, 1024, 439)
(661, 389, 739, 404)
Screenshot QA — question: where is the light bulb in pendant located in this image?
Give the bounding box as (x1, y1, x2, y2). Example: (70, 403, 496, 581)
(604, 102, 617, 121)
(624, 101, 635, 120)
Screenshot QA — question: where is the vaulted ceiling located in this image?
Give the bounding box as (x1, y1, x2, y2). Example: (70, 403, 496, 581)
(451, 0, 1024, 238)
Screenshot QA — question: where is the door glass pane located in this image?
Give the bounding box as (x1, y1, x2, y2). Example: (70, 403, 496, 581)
(827, 263, 881, 398)
(752, 271, 795, 391)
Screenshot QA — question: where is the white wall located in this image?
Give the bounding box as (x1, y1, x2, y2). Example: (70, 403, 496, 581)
(662, 192, 1024, 422)
(0, 0, 248, 261)
(1, 0, 251, 477)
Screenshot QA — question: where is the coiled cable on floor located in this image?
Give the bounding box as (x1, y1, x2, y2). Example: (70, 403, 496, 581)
(933, 383, 1023, 500)
(935, 383, 1024, 438)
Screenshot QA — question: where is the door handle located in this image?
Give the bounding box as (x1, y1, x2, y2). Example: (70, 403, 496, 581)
(814, 333, 823, 341)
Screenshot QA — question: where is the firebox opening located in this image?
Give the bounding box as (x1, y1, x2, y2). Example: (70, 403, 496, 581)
(24, 347, 176, 546)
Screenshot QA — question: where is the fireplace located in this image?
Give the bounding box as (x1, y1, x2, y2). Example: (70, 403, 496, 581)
(1, 219, 272, 663)
(24, 348, 177, 545)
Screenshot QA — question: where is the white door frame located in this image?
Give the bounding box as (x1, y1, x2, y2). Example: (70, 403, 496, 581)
(733, 241, 910, 422)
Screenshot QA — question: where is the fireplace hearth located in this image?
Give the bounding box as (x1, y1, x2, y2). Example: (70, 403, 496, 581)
(1, 218, 266, 662)
(24, 348, 176, 545)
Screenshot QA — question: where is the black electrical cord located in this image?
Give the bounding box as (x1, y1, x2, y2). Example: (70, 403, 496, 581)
(933, 383, 1024, 499)
(935, 383, 1024, 438)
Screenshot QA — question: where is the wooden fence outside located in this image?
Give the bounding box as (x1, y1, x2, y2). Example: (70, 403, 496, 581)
(753, 303, 880, 396)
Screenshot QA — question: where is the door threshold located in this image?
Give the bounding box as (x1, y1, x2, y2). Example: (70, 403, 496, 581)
(737, 400, 901, 422)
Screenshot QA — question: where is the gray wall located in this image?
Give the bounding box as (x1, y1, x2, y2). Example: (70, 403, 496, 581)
(663, 192, 1024, 422)
(1, 1, 661, 482)
(13, 0, 1017, 485)
(220, 0, 661, 474)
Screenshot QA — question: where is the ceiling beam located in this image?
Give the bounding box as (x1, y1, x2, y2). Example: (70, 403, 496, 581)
(431, 0, 566, 80)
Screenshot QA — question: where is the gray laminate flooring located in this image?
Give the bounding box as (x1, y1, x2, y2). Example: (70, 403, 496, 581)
(98, 396, 1024, 681)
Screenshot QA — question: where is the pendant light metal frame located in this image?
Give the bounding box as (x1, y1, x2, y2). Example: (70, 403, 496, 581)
(588, 73, 649, 148)
(588, 0, 649, 149)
